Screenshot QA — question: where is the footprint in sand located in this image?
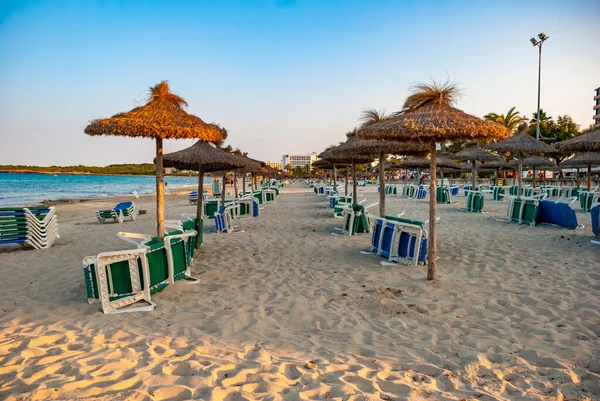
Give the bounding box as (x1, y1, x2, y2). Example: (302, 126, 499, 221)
(279, 363, 302, 380)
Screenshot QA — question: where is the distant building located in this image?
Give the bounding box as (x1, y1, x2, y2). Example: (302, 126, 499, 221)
(594, 86, 600, 127)
(265, 160, 282, 171)
(282, 153, 317, 170)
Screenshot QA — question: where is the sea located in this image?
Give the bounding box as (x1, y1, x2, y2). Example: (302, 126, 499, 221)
(0, 173, 214, 207)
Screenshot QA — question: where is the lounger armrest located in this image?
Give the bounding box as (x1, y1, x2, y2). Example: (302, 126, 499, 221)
(117, 232, 153, 248)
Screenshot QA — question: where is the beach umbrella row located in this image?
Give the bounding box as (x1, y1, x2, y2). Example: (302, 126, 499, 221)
(333, 135, 429, 217)
(162, 141, 245, 248)
(450, 142, 499, 189)
(486, 123, 554, 196)
(555, 127, 600, 191)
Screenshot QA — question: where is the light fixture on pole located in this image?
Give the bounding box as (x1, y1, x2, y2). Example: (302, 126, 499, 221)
(530, 32, 549, 141)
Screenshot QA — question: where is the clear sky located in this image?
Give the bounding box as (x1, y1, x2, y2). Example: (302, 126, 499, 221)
(1, 0, 598, 166)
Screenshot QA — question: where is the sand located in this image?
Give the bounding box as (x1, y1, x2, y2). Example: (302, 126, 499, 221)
(0, 182, 599, 401)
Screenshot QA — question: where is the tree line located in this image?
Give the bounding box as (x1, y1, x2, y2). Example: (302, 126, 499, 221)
(0, 164, 157, 175)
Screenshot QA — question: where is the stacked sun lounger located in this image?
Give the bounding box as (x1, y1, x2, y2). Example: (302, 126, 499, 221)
(0, 206, 59, 249)
(365, 215, 429, 266)
(83, 219, 199, 314)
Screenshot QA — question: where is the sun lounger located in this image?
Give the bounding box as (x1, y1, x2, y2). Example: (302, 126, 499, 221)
(83, 248, 155, 314)
(204, 199, 221, 219)
(379, 216, 429, 266)
(448, 186, 459, 196)
(535, 199, 580, 229)
(333, 203, 377, 236)
(591, 202, 599, 244)
(436, 187, 451, 204)
(465, 190, 484, 212)
(506, 197, 539, 226)
(578, 191, 598, 212)
(492, 186, 505, 201)
(362, 215, 431, 266)
(188, 191, 199, 205)
(214, 205, 244, 233)
(212, 181, 222, 197)
(96, 201, 136, 224)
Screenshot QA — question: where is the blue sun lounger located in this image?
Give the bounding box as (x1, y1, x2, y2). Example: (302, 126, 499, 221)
(96, 201, 136, 224)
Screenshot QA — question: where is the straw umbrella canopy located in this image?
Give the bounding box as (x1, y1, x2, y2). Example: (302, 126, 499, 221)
(450, 142, 500, 189)
(357, 82, 509, 281)
(560, 152, 600, 190)
(162, 141, 246, 248)
(487, 123, 554, 193)
(320, 143, 374, 205)
(334, 136, 429, 216)
(521, 155, 555, 168)
(85, 81, 223, 240)
(234, 154, 262, 195)
(554, 127, 600, 153)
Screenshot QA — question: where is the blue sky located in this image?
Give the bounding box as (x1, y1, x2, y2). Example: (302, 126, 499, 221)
(1, 0, 598, 166)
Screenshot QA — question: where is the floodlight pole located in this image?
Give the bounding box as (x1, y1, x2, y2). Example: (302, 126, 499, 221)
(531, 33, 549, 141)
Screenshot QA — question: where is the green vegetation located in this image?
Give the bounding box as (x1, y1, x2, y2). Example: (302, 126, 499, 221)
(0, 164, 157, 175)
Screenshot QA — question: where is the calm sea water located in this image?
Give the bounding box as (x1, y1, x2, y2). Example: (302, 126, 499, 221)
(0, 173, 214, 207)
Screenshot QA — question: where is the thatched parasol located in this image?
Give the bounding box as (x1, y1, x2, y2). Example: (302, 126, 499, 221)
(334, 136, 429, 217)
(320, 143, 374, 204)
(487, 123, 554, 194)
(163, 141, 245, 247)
(234, 154, 262, 194)
(356, 82, 509, 280)
(85, 81, 223, 240)
(521, 155, 555, 168)
(450, 142, 500, 189)
(554, 127, 600, 153)
(560, 152, 600, 190)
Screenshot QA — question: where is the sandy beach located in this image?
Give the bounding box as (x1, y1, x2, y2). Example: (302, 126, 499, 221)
(0, 182, 599, 401)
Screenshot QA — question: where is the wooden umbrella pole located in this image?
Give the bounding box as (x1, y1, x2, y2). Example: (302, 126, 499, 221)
(345, 167, 349, 196)
(427, 142, 437, 281)
(379, 152, 385, 217)
(588, 164, 592, 191)
(532, 167, 537, 188)
(156, 138, 165, 241)
(242, 174, 246, 196)
(576, 168, 580, 188)
(233, 171, 238, 198)
(196, 168, 204, 249)
(221, 174, 226, 204)
(333, 165, 338, 193)
(471, 160, 476, 190)
(352, 161, 357, 206)
(518, 157, 523, 198)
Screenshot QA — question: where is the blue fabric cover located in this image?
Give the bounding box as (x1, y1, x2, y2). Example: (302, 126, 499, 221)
(536, 200, 578, 230)
(370, 219, 384, 253)
(591, 205, 599, 237)
(114, 201, 133, 211)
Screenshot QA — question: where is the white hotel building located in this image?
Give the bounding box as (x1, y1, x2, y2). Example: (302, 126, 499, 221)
(282, 153, 317, 170)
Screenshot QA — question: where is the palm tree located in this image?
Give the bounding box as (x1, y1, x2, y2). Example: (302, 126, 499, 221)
(359, 109, 389, 216)
(530, 109, 551, 125)
(484, 106, 526, 135)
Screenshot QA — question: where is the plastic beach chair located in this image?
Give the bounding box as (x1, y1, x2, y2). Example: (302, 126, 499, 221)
(96, 201, 136, 224)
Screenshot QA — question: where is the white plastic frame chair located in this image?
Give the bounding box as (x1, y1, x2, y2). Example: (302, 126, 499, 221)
(84, 248, 155, 314)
